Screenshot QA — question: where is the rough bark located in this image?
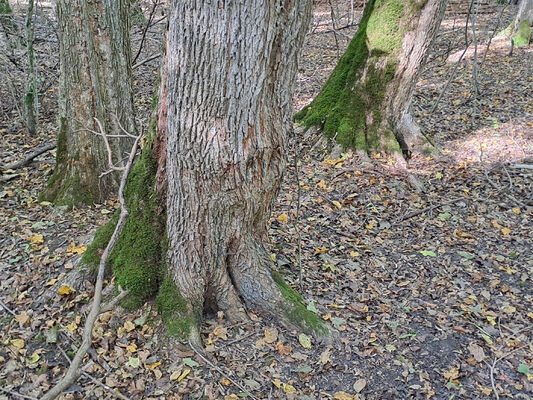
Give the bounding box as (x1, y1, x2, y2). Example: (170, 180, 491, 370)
(512, 0, 533, 46)
(296, 0, 448, 158)
(24, 0, 37, 136)
(41, 0, 136, 206)
(162, 0, 325, 344)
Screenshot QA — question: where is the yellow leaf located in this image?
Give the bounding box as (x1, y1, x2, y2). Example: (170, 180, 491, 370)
(57, 285, 73, 295)
(317, 180, 327, 189)
(298, 333, 311, 349)
(486, 315, 497, 325)
(148, 361, 161, 370)
(27, 352, 40, 364)
(264, 327, 278, 344)
(224, 395, 239, 400)
(527, 312, 533, 320)
(349, 251, 360, 257)
(124, 320, 136, 332)
(177, 369, 190, 382)
(221, 377, 231, 386)
(10, 339, 25, 349)
(314, 246, 327, 255)
(29, 234, 43, 244)
(15, 312, 30, 325)
(332, 200, 342, 209)
(272, 379, 282, 389)
(511, 207, 521, 214)
(67, 242, 87, 255)
(277, 213, 289, 223)
(126, 343, 137, 353)
(39, 201, 52, 206)
(45, 278, 58, 286)
(435, 172, 443, 179)
(334, 392, 357, 400)
(283, 384, 296, 394)
(501, 227, 511, 235)
(325, 158, 343, 165)
(66, 322, 77, 331)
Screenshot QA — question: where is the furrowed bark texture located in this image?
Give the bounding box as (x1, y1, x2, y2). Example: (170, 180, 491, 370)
(165, 0, 320, 339)
(296, 0, 448, 157)
(42, 0, 136, 205)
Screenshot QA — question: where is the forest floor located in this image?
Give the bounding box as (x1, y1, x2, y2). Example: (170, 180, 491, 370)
(0, 2, 532, 400)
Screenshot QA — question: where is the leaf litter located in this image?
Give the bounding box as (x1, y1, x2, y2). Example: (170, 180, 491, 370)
(0, 2, 532, 399)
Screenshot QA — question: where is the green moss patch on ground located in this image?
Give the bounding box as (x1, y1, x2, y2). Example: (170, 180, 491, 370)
(155, 278, 196, 339)
(513, 19, 532, 47)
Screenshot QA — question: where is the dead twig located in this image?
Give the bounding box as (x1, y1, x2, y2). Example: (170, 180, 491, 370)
(399, 197, 465, 222)
(41, 123, 142, 400)
(0, 298, 16, 316)
(188, 340, 260, 400)
(1, 142, 55, 171)
(0, 387, 37, 400)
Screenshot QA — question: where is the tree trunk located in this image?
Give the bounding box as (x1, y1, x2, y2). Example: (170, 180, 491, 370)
(0, 0, 18, 49)
(161, 0, 325, 345)
(41, 0, 136, 206)
(24, 0, 37, 136)
(512, 0, 533, 46)
(296, 0, 448, 158)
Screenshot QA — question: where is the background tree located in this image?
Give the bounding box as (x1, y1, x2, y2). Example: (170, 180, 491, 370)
(82, 0, 326, 346)
(510, 0, 532, 46)
(41, 0, 136, 206)
(296, 0, 448, 158)
(24, 0, 36, 136)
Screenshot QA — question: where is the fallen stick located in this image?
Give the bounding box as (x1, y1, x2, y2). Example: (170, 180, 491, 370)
(41, 120, 141, 400)
(1, 142, 55, 171)
(399, 197, 465, 222)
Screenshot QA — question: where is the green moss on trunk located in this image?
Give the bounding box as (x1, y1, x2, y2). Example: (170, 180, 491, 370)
(513, 19, 532, 47)
(156, 278, 196, 339)
(271, 271, 328, 336)
(81, 128, 166, 309)
(295, 0, 413, 153)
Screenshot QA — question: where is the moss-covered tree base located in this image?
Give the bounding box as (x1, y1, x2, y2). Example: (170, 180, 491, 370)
(296, 0, 442, 157)
(513, 20, 532, 47)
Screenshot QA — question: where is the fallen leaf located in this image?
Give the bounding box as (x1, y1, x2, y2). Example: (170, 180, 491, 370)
(177, 369, 190, 382)
(57, 285, 73, 295)
(353, 378, 367, 393)
(467, 343, 485, 362)
(29, 234, 43, 244)
(298, 333, 311, 349)
(334, 391, 357, 400)
(264, 327, 278, 344)
(277, 213, 289, 223)
(15, 312, 30, 325)
(10, 339, 25, 349)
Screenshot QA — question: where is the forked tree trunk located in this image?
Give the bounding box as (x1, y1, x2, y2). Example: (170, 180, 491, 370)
(41, 0, 136, 206)
(296, 0, 448, 158)
(164, 0, 322, 344)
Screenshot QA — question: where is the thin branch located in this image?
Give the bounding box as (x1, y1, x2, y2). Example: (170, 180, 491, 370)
(0, 298, 16, 316)
(0, 387, 37, 400)
(41, 127, 142, 400)
(1, 142, 55, 171)
(188, 340, 260, 400)
(132, 0, 159, 65)
(132, 52, 161, 70)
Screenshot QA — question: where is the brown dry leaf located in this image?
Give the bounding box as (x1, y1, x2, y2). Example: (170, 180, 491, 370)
(10, 339, 25, 349)
(224, 395, 239, 400)
(353, 378, 367, 393)
(221, 377, 231, 386)
(277, 213, 289, 223)
(124, 320, 136, 332)
(169, 369, 182, 381)
(15, 311, 30, 325)
(213, 326, 228, 340)
(276, 341, 292, 356)
(264, 327, 278, 344)
(319, 347, 331, 365)
(468, 343, 485, 362)
(443, 366, 460, 382)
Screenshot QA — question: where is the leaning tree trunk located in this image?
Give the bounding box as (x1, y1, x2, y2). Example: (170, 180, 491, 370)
(511, 0, 533, 46)
(296, 0, 448, 158)
(163, 0, 325, 345)
(41, 0, 136, 206)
